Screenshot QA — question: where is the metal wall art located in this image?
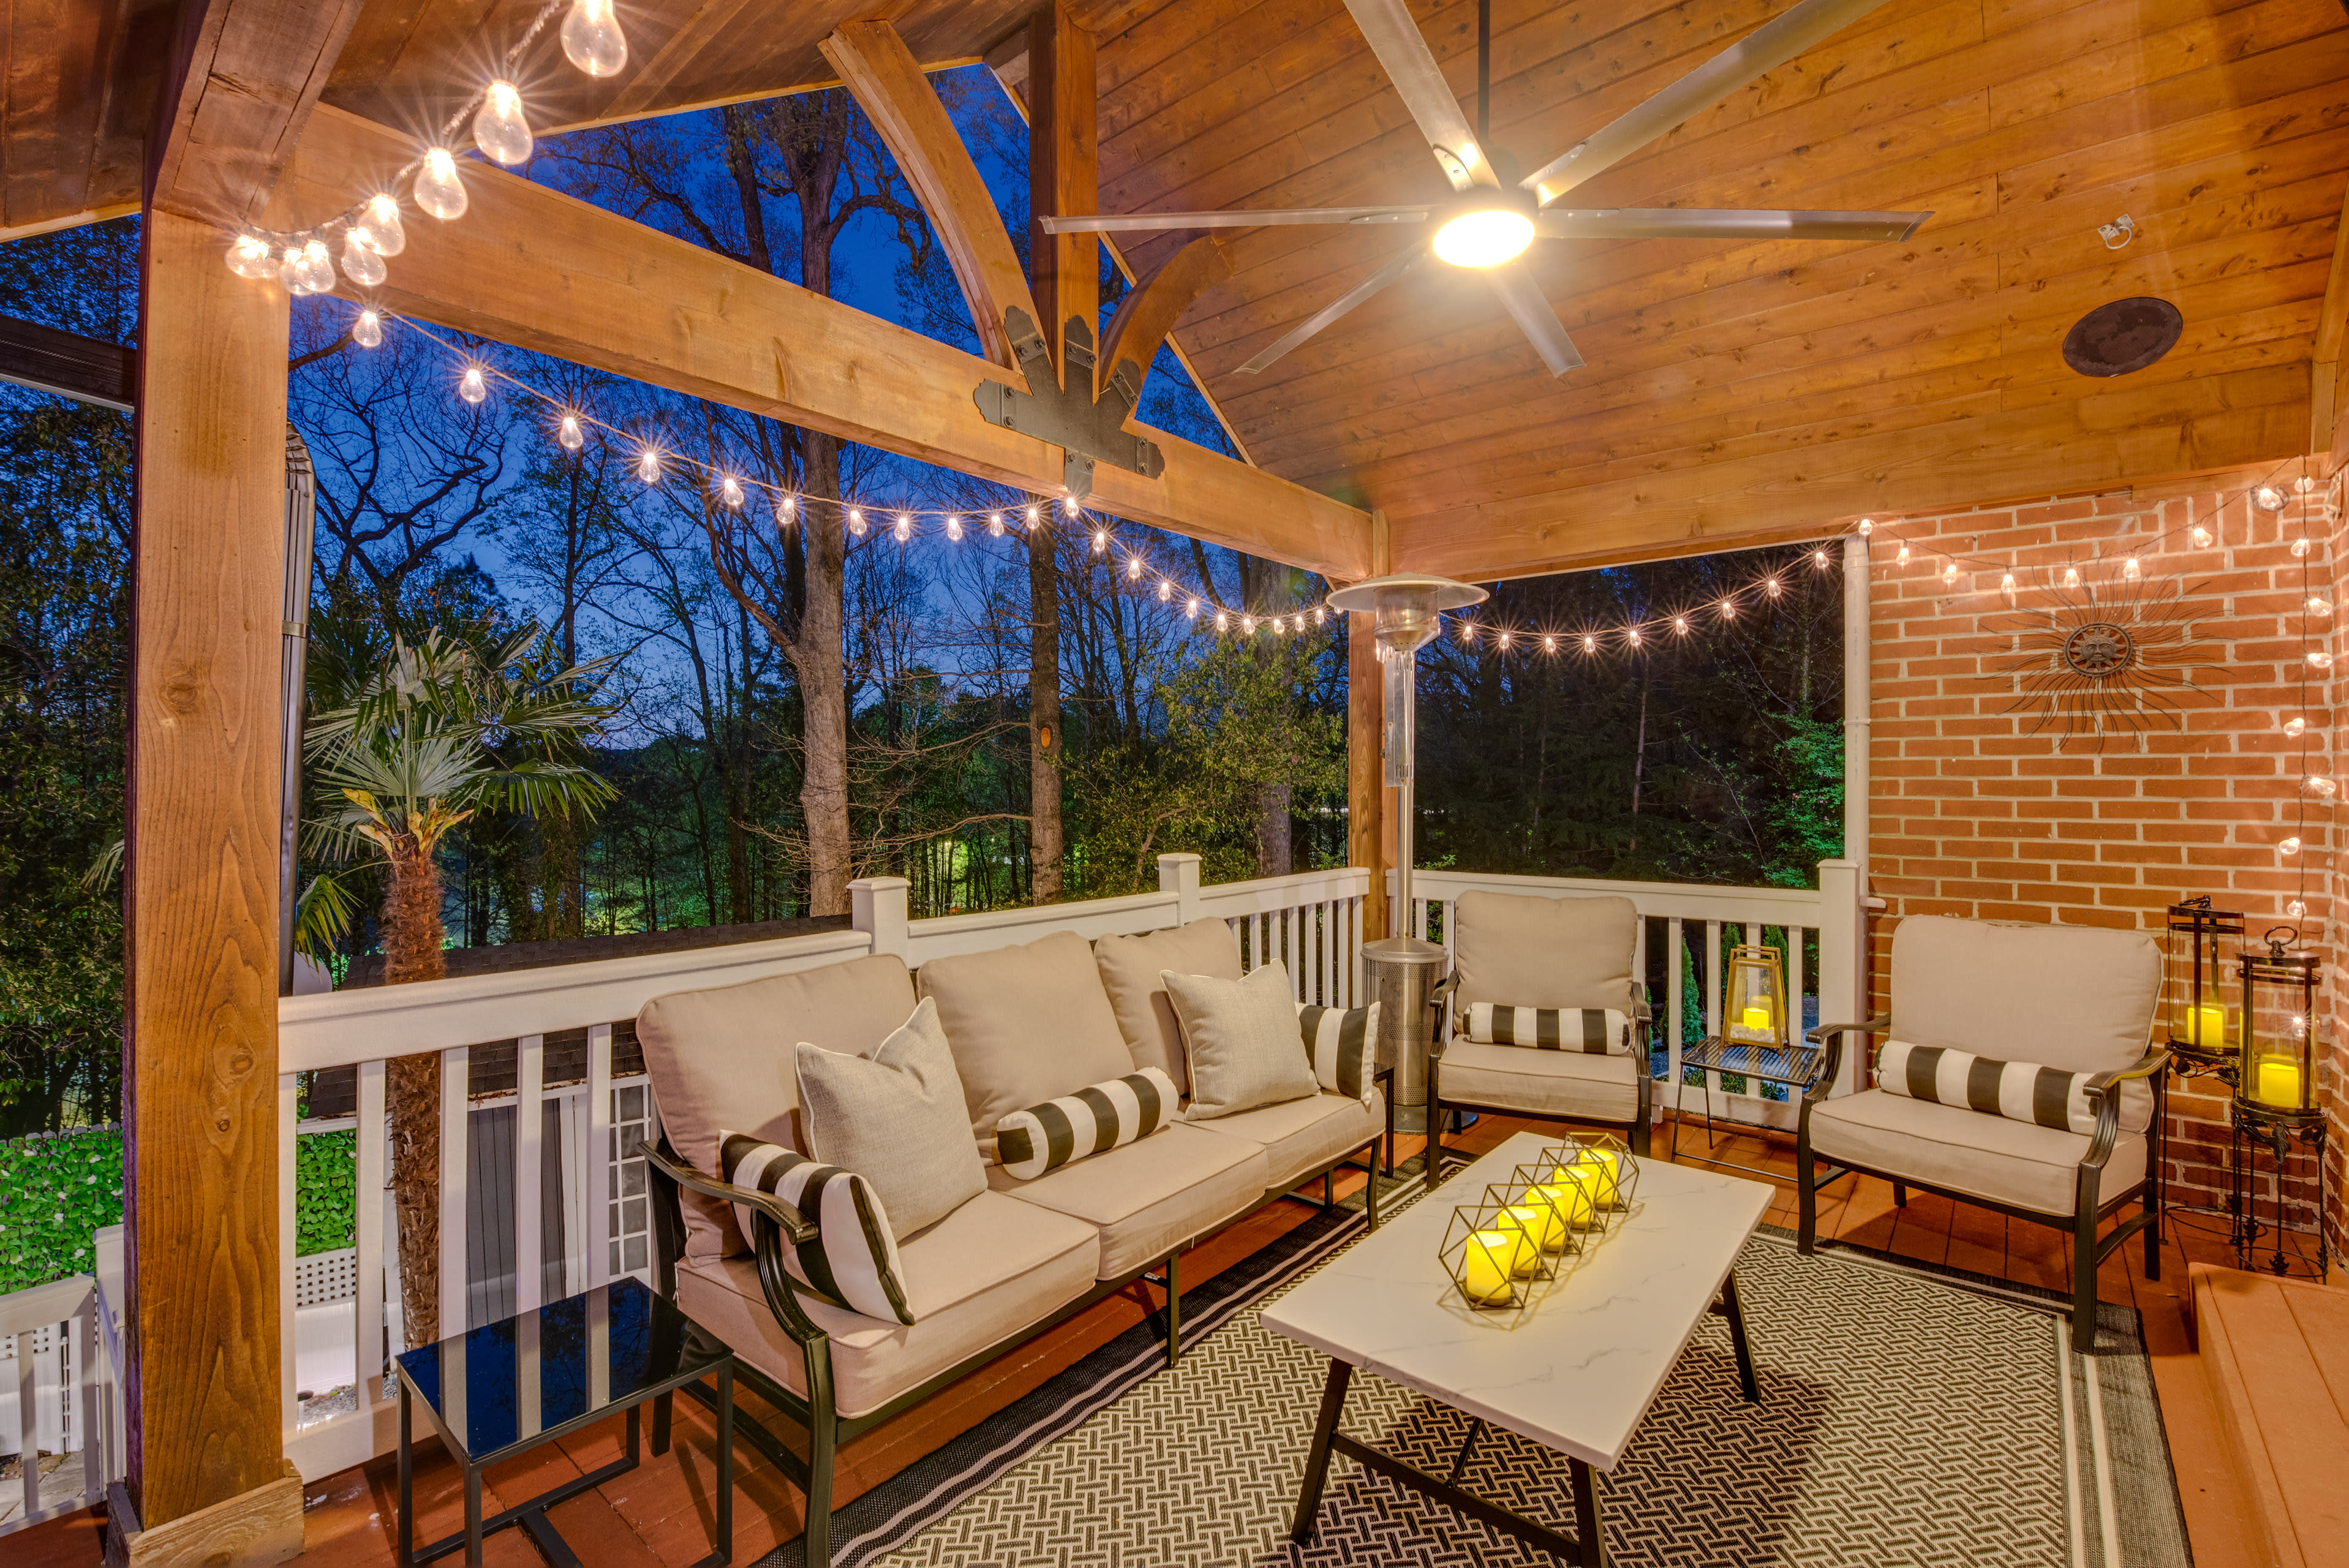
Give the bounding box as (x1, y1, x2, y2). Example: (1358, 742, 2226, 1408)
(1989, 559, 2208, 752)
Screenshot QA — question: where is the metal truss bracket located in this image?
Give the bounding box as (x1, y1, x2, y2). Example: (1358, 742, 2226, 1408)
(973, 307, 1164, 502)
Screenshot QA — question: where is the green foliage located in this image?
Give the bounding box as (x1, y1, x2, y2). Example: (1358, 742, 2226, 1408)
(295, 1130, 358, 1257)
(0, 1126, 123, 1293)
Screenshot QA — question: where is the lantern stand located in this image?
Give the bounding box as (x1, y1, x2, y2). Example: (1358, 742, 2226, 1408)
(2164, 897, 2245, 1088)
(2228, 927, 2329, 1278)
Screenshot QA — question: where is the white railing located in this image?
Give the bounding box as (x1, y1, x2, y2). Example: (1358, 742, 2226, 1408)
(0, 1273, 105, 1536)
(266, 852, 1367, 1480)
(1395, 859, 1868, 1132)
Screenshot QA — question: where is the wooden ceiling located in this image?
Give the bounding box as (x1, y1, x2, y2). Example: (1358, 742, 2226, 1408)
(9, 0, 2345, 579)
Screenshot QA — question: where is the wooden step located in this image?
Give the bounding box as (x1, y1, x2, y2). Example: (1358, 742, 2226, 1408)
(2189, 1263, 2349, 1568)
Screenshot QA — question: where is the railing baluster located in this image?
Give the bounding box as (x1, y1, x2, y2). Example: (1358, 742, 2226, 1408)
(1704, 921, 1724, 1115)
(438, 1046, 470, 1337)
(277, 1069, 299, 1438)
(76, 1298, 99, 1507)
(515, 1035, 545, 1316)
(16, 1324, 36, 1522)
(1667, 916, 1685, 1117)
(355, 1060, 385, 1406)
(587, 1023, 613, 1289)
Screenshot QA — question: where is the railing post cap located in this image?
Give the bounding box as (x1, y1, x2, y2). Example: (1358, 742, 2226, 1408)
(1156, 852, 1202, 865)
(848, 876, 912, 892)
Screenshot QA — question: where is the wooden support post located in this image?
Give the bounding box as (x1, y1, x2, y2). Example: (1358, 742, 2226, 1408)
(1027, 1, 1096, 388)
(1346, 511, 1393, 940)
(118, 207, 300, 1559)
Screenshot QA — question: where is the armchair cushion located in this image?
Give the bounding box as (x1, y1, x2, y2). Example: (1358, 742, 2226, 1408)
(1879, 1039, 2152, 1136)
(918, 930, 1137, 1142)
(1461, 1003, 1630, 1055)
(1888, 916, 2159, 1079)
(1452, 891, 1639, 1013)
(1093, 918, 1244, 1091)
(1806, 1088, 2147, 1217)
(1436, 1039, 1642, 1123)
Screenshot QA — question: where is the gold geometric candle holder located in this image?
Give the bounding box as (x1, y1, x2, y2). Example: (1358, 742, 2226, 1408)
(1438, 1133, 1641, 1313)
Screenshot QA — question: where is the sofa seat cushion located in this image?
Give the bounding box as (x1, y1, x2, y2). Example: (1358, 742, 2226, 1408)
(987, 1121, 1267, 1277)
(1436, 1041, 1640, 1123)
(1191, 1088, 1382, 1193)
(674, 1188, 1099, 1420)
(1807, 1088, 2147, 1217)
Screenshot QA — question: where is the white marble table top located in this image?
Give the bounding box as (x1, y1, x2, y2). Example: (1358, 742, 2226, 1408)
(1259, 1130, 1772, 1471)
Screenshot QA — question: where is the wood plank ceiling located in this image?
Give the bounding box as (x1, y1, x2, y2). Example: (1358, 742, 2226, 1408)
(7, 0, 2343, 578)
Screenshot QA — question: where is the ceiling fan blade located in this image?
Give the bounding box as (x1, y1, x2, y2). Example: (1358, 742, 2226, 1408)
(1343, 0, 1500, 190)
(1488, 263, 1584, 378)
(1238, 248, 1424, 375)
(1522, 0, 1901, 205)
(1038, 206, 1430, 235)
(1536, 206, 1930, 241)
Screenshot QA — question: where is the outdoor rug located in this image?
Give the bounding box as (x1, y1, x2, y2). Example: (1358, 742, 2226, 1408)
(761, 1163, 2192, 1568)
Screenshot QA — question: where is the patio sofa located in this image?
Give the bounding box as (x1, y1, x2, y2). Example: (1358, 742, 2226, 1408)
(633, 918, 1389, 1568)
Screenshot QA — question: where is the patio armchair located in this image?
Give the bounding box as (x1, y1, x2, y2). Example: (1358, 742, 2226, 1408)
(1425, 891, 1654, 1182)
(1795, 915, 2168, 1354)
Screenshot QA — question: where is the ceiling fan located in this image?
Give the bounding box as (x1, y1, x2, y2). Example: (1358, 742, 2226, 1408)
(1039, 0, 1930, 377)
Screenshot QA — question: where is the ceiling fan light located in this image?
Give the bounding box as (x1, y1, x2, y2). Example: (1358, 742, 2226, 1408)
(1433, 206, 1534, 268)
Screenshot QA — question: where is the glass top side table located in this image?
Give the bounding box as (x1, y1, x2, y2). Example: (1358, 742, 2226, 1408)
(1668, 1034, 1831, 1180)
(394, 1276, 735, 1568)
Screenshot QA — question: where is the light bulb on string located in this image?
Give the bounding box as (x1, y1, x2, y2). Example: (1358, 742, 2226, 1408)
(2311, 597, 2332, 616)
(1542, 634, 1557, 653)
(1064, 496, 1081, 517)
(895, 513, 912, 541)
(717, 475, 744, 509)
(2285, 717, 2309, 739)
(355, 194, 405, 257)
(556, 412, 583, 451)
(277, 245, 307, 293)
(2122, 557, 2140, 581)
(2063, 567, 2081, 590)
(1858, 518, 1873, 536)
(2306, 775, 2337, 799)
(1896, 543, 1910, 567)
(340, 228, 386, 287)
(1273, 617, 1286, 635)
(2292, 537, 2313, 558)
(1186, 598, 1199, 620)
(1126, 555, 1141, 579)
(1092, 529, 1107, 554)
(415, 148, 469, 221)
(1159, 581, 1172, 602)
(2253, 485, 2287, 512)
(1581, 634, 1595, 653)
(1026, 505, 1041, 529)
(2298, 475, 2317, 494)
(2282, 837, 2302, 856)
(225, 234, 273, 279)
(1941, 561, 1958, 586)
(1314, 606, 1327, 626)
(988, 512, 1004, 536)
(1766, 578, 1782, 597)
(1243, 616, 1256, 635)
(472, 81, 533, 166)
(848, 508, 867, 536)
(1814, 548, 1829, 567)
(561, 0, 628, 76)
(1674, 616, 1689, 635)
(1627, 627, 1642, 646)
(1721, 598, 1736, 619)
(458, 363, 488, 405)
(352, 309, 383, 349)
(285, 239, 334, 295)
(1216, 611, 1229, 631)
(1498, 631, 1512, 650)
(2001, 572, 2016, 604)
(776, 494, 796, 526)
(636, 447, 662, 484)
(2309, 651, 2334, 671)
(2192, 526, 2212, 548)
(1460, 622, 1475, 644)
(946, 515, 963, 541)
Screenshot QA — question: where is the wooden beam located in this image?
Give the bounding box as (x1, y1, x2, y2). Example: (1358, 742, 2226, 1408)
(148, 0, 367, 227)
(1097, 235, 1227, 404)
(1346, 511, 1390, 943)
(2319, 171, 2349, 469)
(821, 20, 1036, 369)
(123, 207, 292, 1534)
(273, 106, 1370, 577)
(1028, 2, 1098, 386)
(0, 314, 138, 409)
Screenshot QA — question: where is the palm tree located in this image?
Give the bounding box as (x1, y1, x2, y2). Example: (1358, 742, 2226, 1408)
(303, 626, 616, 1348)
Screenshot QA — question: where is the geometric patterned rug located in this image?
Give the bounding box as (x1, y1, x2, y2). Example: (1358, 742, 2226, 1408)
(763, 1169, 2193, 1568)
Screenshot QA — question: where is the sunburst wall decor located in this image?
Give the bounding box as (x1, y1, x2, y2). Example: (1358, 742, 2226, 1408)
(1989, 562, 2209, 752)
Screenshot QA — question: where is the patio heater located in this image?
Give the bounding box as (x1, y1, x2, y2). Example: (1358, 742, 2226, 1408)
(1329, 572, 1487, 1134)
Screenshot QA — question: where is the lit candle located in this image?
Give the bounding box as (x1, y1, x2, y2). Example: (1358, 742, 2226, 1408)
(1531, 1180, 1593, 1241)
(1495, 1205, 1551, 1274)
(1575, 1147, 1623, 1208)
(1741, 1004, 1771, 1032)
(2189, 1003, 2228, 1049)
(1460, 1229, 1526, 1305)
(1547, 1163, 1607, 1224)
(2255, 1058, 2304, 1109)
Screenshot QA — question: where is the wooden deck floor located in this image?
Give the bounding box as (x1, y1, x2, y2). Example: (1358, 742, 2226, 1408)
(19, 1113, 2258, 1568)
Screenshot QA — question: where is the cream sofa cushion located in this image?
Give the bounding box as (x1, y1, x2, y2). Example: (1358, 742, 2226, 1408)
(793, 997, 986, 1238)
(676, 1188, 1099, 1419)
(1888, 915, 2159, 1079)
(1191, 1088, 1384, 1193)
(1436, 1039, 1641, 1123)
(919, 930, 1136, 1141)
(637, 953, 916, 1261)
(1093, 918, 1243, 1091)
(987, 1121, 1268, 1277)
(1807, 1087, 2147, 1217)
(1452, 891, 1639, 1012)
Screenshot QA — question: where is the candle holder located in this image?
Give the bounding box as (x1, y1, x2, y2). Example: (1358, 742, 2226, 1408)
(1436, 1136, 1641, 1313)
(2165, 897, 2244, 1081)
(2229, 927, 2329, 1277)
(1439, 1198, 1550, 1313)
(1724, 944, 1790, 1049)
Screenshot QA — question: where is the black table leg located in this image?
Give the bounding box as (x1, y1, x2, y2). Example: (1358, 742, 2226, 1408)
(398, 1380, 413, 1568)
(715, 1364, 734, 1564)
(1569, 1458, 1608, 1567)
(1714, 1268, 1760, 1404)
(653, 1389, 673, 1457)
(1290, 1358, 1354, 1543)
(463, 1464, 485, 1568)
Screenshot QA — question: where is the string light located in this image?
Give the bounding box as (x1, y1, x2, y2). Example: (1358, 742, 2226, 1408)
(415, 148, 468, 221)
(1673, 616, 1689, 635)
(458, 364, 488, 404)
(1126, 554, 1142, 579)
(1721, 599, 1736, 619)
(1216, 611, 1229, 631)
(562, 0, 628, 75)
(718, 475, 744, 508)
(1580, 634, 1595, 653)
(848, 507, 865, 536)
(2293, 537, 2313, 557)
(1765, 578, 1782, 597)
(1461, 622, 1476, 643)
(2192, 526, 2212, 547)
(355, 194, 404, 257)
(2063, 567, 2080, 590)
(2310, 597, 2332, 616)
(1093, 529, 1108, 554)
(472, 81, 534, 166)
(1858, 518, 1873, 536)
(1896, 543, 1910, 567)
(776, 494, 795, 525)
(1027, 505, 1041, 529)
(1159, 581, 1172, 601)
(946, 515, 963, 541)
(1544, 635, 1558, 653)
(895, 513, 912, 541)
(1314, 608, 1325, 625)
(2287, 900, 2307, 919)
(1941, 561, 1958, 586)
(1498, 631, 1512, 650)
(2309, 651, 2334, 671)
(1242, 616, 1256, 635)
(1814, 549, 1829, 567)
(352, 309, 383, 349)
(225, 234, 273, 279)
(2255, 485, 2287, 512)
(1186, 598, 1200, 620)
(2282, 837, 2302, 856)
(1626, 627, 1641, 647)
(340, 229, 386, 287)
(2306, 776, 2336, 799)
(2286, 717, 2309, 738)
(989, 512, 1005, 536)
(636, 447, 662, 484)
(2122, 557, 2140, 581)
(2001, 572, 2016, 604)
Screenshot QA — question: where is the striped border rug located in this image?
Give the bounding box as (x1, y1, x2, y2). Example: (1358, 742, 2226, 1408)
(761, 1163, 2190, 1568)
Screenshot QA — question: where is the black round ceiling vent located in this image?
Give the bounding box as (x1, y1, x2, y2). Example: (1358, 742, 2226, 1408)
(2062, 297, 2183, 377)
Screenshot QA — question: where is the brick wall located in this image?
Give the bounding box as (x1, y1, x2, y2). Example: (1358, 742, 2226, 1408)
(1864, 462, 2342, 1265)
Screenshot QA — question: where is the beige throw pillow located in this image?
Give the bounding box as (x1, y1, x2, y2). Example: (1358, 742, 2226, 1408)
(794, 997, 986, 1238)
(1162, 962, 1322, 1120)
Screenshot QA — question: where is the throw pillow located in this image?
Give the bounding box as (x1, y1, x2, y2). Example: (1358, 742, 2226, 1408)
(1297, 1001, 1379, 1105)
(793, 997, 986, 1238)
(1461, 1003, 1629, 1055)
(1877, 1039, 2118, 1136)
(1162, 962, 1322, 1120)
(718, 1132, 913, 1325)
(993, 1067, 1178, 1180)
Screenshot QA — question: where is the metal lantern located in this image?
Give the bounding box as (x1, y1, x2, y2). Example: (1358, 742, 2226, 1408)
(2165, 897, 2244, 1072)
(2230, 926, 2329, 1277)
(1329, 572, 1487, 1132)
(1724, 943, 1789, 1049)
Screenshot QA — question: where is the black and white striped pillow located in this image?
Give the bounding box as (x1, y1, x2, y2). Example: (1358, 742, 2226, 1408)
(717, 1132, 913, 1325)
(1877, 1041, 2098, 1136)
(993, 1068, 1177, 1180)
(1462, 1003, 1629, 1055)
(1297, 1001, 1379, 1104)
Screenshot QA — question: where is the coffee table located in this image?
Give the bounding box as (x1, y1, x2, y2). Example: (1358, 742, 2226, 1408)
(394, 1276, 735, 1567)
(1262, 1130, 1773, 1566)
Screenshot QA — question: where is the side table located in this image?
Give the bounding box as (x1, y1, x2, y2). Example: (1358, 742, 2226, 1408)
(395, 1276, 735, 1567)
(1668, 1035, 1828, 1179)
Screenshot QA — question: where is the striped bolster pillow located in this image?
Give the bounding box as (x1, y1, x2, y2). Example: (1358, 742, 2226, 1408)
(718, 1132, 913, 1325)
(1876, 1041, 2100, 1136)
(1297, 1001, 1379, 1105)
(1463, 1003, 1629, 1055)
(994, 1068, 1177, 1182)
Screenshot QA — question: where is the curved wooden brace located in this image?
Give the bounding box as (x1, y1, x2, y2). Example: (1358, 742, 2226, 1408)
(1096, 235, 1230, 411)
(819, 20, 1037, 369)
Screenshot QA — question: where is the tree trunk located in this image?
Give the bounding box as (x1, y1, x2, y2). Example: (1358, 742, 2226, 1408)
(381, 834, 445, 1349)
(1027, 522, 1064, 902)
(794, 430, 852, 915)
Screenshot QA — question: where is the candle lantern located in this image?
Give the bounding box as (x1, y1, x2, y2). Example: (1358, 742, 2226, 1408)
(2165, 897, 2244, 1074)
(2229, 926, 2331, 1278)
(1724, 943, 1789, 1049)
(2236, 929, 2318, 1115)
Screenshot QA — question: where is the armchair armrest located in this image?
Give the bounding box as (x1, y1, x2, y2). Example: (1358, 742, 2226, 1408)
(1799, 1015, 1890, 1101)
(1427, 972, 1461, 1058)
(638, 1138, 817, 1246)
(639, 1138, 831, 1349)
(2081, 1047, 2170, 1169)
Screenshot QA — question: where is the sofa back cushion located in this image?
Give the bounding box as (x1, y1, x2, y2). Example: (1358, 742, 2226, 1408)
(918, 929, 1136, 1140)
(1092, 918, 1244, 1091)
(1452, 891, 1639, 1012)
(1888, 916, 2159, 1079)
(638, 952, 916, 1261)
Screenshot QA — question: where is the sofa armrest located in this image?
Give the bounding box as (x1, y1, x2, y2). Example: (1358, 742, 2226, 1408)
(638, 1138, 818, 1245)
(1800, 1016, 1890, 1102)
(2081, 1048, 2170, 1169)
